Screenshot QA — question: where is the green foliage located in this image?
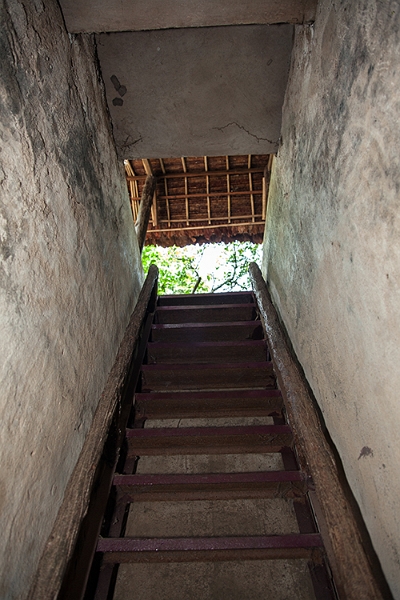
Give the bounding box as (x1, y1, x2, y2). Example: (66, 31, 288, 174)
(207, 241, 261, 293)
(142, 241, 262, 295)
(141, 245, 208, 295)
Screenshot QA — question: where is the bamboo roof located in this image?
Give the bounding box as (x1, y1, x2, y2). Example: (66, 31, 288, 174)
(124, 154, 273, 247)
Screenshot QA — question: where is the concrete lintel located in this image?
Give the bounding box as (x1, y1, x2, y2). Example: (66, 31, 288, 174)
(59, 0, 317, 33)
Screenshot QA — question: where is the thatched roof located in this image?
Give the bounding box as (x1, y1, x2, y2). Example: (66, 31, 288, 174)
(124, 154, 272, 247)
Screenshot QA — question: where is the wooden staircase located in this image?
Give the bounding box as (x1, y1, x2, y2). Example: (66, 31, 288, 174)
(89, 291, 336, 600)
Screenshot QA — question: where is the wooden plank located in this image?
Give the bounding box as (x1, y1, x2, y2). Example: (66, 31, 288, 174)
(249, 262, 389, 600)
(126, 424, 293, 456)
(157, 291, 254, 305)
(98, 534, 323, 564)
(154, 303, 256, 324)
(27, 266, 159, 600)
(113, 471, 308, 502)
(134, 389, 283, 419)
(140, 360, 276, 391)
(151, 320, 264, 342)
(146, 339, 267, 364)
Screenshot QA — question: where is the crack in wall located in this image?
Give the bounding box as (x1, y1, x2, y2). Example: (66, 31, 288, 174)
(213, 122, 278, 145)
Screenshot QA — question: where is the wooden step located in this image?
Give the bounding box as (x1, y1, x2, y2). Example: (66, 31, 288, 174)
(134, 389, 283, 420)
(141, 361, 275, 391)
(126, 425, 293, 456)
(113, 471, 308, 502)
(151, 321, 264, 343)
(146, 340, 267, 364)
(98, 534, 323, 563)
(157, 292, 254, 306)
(154, 304, 256, 324)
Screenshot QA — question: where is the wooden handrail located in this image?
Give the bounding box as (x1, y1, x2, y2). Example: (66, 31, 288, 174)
(28, 265, 159, 600)
(249, 262, 390, 600)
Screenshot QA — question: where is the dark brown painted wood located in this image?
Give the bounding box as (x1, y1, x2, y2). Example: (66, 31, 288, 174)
(157, 291, 254, 306)
(126, 424, 293, 456)
(98, 534, 324, 564)
(154, 303, 256, 324)
(141, 360, 275, 391)
(134, 389, 283, 419)
(249, 262, 388, 600)
(147, 340, 267, 364)
(151, 320, 264, 342)
(113, 471, 308, 502)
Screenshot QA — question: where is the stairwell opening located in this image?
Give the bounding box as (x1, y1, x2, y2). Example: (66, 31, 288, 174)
(124, 154, 271, 294)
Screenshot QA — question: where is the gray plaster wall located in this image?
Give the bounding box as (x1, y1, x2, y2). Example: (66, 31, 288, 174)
(0, 2, 143, 598)
(96, 25, 293, 158)
(59, 0, 317, 33)
(262, 1, 400, 596)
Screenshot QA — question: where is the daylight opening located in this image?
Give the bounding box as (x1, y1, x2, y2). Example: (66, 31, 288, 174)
(124, 154, 272, 293)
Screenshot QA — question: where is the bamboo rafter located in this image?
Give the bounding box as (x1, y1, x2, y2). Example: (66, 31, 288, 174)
(124, 155, 271, 238)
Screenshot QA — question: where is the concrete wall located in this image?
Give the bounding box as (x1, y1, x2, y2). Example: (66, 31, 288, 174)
(262, 1, 400, 596)
(96, 25, 293, 158)
(0, 2, 143, 598)
(59, 0, 317, 33)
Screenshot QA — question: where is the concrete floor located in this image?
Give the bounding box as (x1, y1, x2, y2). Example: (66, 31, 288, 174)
(113, 416, 317, 599)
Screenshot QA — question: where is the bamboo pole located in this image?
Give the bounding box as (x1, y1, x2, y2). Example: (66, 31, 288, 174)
(248, 155, 255, 223)
(135, 175, 157, 252)
(129, 190, 262, 202)
(159, 158, 171, 228)
(126, 167, 265, 181)
(204, 156, 211, 225)
(142, 159, 158, 227)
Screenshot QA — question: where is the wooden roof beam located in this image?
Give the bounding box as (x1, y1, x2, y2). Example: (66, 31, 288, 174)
(127, 167, 265, 181)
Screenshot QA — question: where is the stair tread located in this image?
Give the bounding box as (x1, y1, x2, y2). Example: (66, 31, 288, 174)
(135, 389, 282, 399)
(157, 292, 254, 306)
(156, 303, 256, 311)
(98, 533, 323, 553)
(127, 424, 291, 438)
(114, 471, 305, 486)
(141, 360, 273, 370)
(152, 320, 261, 329)
(147, 340, 266, 347)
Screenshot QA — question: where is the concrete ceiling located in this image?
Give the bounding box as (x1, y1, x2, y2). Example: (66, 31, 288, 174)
(97, 25, 293, 159)
(59, 2, 299, 159)
(59, 0, 317, 33)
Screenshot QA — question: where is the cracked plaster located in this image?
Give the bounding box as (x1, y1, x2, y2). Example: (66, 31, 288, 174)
(0, 1, 143, 597)
(263, 1, 400, 595)
(96, 25, 293, 159)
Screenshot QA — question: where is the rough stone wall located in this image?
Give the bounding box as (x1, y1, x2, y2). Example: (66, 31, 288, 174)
(262, 1, 400, 596)
(0, 2, 143, 598)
